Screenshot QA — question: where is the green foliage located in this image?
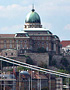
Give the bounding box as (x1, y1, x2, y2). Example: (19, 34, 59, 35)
(17, 66, 27, 71)
(60, 57, 69, 67)
(2, 61, 13, 67)
(58, 69, 69, 74)
(26, 56, 34, 65)
(37, 47, 46, 53)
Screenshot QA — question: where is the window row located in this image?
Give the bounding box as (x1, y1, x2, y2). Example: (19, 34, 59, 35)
(0, 40, 28, 43)
(32, 37, 49, 40)
(3, 44, 28, 49)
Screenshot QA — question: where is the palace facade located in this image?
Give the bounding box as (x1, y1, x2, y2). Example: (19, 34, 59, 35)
(0, 7, 61, 55)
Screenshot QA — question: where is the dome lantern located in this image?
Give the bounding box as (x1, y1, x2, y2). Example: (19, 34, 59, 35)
(24, 6, 42, 28)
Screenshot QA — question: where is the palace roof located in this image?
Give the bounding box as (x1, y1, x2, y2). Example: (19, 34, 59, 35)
(61, 41, 70, 47)
(0, 34, 15, 38)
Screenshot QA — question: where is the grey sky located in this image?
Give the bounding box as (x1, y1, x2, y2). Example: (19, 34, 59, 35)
(0, 0, 70, 40)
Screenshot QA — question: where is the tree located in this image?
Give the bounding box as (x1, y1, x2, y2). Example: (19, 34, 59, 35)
(37, 47, 46, 53)
(49, 55, 52, 66)
(39, 61, 47, 68)
(26, 56, 34, 65)
(60, 57, 69, 67)
(52, 59, 57, 66)
(66, 65, 70, 73)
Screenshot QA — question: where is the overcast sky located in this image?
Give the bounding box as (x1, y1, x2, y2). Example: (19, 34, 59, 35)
(0, 0, 70, 41)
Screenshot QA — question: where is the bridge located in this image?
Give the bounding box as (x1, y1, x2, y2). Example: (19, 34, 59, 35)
(0, 56, 70, 90)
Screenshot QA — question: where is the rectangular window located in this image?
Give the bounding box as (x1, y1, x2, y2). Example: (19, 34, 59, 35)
(42, 37, 44, 40)
(42, 42, 44, 46)
(20, 44, 23, 49)
(37, 37, 40, 40)
(10, 40, 12, 43)
(4, 40, 6, 43)
(4, 44, 6, 48)
(10, 44, 12, 48)
(11, 53, 13, 56)
(46, 47, 48, 51)
(20, 40, 22, 43)
(20, 34, 23, 37)
(24, 40, 27, 43)
(16, 40, 18, 43)
(5, 52, 7, 56)
(38, 42, 40, 46)
(46, 37, 48, 40)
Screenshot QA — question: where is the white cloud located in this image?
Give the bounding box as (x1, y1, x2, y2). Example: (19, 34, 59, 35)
(0, 0, 70, 19)
(64, 24, 70, 30)
(0, 4, 31, 18)
(36, 0, 70, 16)
(0, 24, 23, 34)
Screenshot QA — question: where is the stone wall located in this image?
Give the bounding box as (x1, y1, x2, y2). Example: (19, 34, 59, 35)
(1, 49, 18, 57)
(24, 53, 49, 66)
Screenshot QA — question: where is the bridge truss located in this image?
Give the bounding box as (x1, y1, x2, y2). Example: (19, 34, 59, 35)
(0, 56, 70, 90)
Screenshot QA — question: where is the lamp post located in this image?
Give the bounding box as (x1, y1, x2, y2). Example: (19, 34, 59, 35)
(29, 77, 30, 90)
(3, 72, 5, 90)
(40, 77, 41, 90)
(27, 70, 30, 90)
(31, 69, 32, 90)
(1, 59, 2, 90)
(12, 59, 15, 90)
(49, 74, 51, 90)
(37, 70, 40, 90)
(19, 70, 21, 90)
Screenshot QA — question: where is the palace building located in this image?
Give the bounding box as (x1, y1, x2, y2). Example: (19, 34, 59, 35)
(0, 7, 61, 56)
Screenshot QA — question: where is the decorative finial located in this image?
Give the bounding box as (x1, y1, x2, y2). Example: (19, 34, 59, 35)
(32, 4, 35, 12)
(32, 4, 34, 9)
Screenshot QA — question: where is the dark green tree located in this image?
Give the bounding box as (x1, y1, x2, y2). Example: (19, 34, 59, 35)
(37, 47, 46, 53)
(26, 56, 34, 65)
(60, 57, 69, 67)
(52, 59, 57, 66)
(66, 65, 70, 73)
(49, 55, 52, 66)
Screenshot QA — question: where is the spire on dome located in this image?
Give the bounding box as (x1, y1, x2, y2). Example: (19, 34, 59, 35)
(32, 4, 35, 12)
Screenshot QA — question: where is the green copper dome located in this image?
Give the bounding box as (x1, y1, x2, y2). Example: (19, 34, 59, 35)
(25, 9, 41, 23)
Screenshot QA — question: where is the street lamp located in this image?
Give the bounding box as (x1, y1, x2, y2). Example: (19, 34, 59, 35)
(31, 69, 32, 90)
(3, 72, 5, 90)
(19, 70, 21, 90)
(40, 77, 41, 90)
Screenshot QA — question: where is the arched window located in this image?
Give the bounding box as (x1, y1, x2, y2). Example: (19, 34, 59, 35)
(5, 52, 7, 56)
(11, 53, 13, 56)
